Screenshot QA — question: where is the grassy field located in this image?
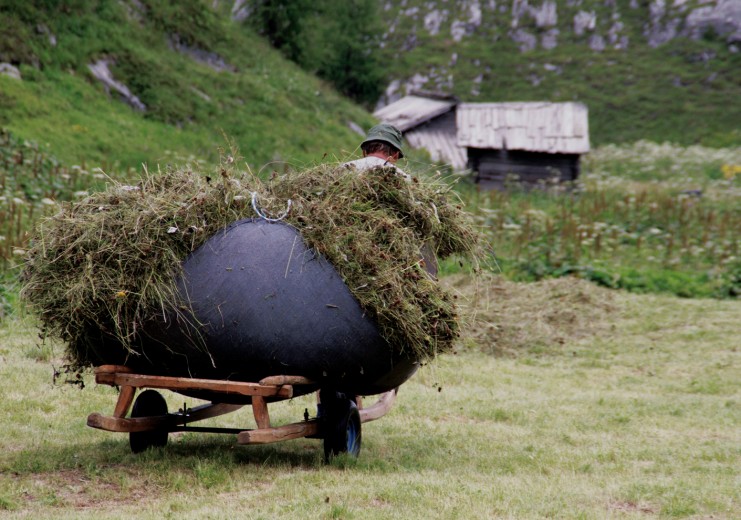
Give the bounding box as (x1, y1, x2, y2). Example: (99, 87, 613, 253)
(1, 276, 738, 519)
(454, 141, 741, 299)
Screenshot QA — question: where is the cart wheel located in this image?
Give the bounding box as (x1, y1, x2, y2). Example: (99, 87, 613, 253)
(129, 390, 168, 453)
(323, 397, 361, 462)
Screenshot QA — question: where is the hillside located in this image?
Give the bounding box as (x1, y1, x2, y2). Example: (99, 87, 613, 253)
(0, 1, 377, 170)
(2, 1, 740, 168)
(376, 0, 741, 147)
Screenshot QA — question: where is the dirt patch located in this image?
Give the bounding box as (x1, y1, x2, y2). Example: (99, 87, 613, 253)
(608, 500, 656, 514)
(443, 273, 619, 356)
(15, 467, 152, 510)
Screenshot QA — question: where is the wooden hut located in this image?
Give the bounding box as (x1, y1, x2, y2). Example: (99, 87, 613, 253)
(373, 93, 466, 170)
(456, 102, 590, 189)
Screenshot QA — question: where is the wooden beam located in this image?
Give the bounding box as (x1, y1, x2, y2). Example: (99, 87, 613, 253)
(87, 403, 244, 433)
(237, 420, 320, 445)
(259, 375, 315, 386)
(87, 413, 170, 433)
(251, 396, 271, 429)
(113, 385, 136, 418)
(359, 388, 398, 423)
(94, 372, 292, 399)
(95, 364, 133, 374)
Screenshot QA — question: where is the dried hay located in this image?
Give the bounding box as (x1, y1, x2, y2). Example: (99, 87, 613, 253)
(443, 273, 619, 356)
(21, 160, 484, 370)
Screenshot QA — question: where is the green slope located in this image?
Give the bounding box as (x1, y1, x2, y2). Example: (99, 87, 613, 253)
(0, 0, 376, 170)
(376, 0, 741, 147)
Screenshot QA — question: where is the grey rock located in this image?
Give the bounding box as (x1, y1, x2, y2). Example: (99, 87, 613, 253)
(231, 0, 251, 22)
(542, 28, 559, 50)
(424, 10, 446, 35)
(87, 59, 146, 112)
(589, 34, 606, 52)
(0, 63, 21, 80)
(574, 11, 597, 36)
(169, 35, 237, 73)
(685, 0, 741, 43)
(511, 28, 538, 52)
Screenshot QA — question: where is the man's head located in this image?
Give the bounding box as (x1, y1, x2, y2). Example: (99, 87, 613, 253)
(361, 123, 404, 162)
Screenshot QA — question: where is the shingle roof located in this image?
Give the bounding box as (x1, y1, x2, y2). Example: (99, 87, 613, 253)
(373, 95, 457, 132)
(456, 102, 590, 154)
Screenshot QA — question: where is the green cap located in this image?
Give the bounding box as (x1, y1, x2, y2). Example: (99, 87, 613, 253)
(361, 123, 404, 158)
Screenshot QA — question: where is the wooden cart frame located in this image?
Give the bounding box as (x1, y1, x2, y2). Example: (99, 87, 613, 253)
(87, 365, 397, 459)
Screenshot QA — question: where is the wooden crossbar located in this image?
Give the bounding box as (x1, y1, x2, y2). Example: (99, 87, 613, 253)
(94, 365, 292, 399)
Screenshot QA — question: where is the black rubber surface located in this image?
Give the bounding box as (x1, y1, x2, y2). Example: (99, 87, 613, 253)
(88, 219, 418, 396)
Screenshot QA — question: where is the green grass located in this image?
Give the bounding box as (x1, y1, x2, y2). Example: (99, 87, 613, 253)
(377, 1, 741, 147)
(0, 277, 738, 518)
(0, 1, 377, 170)
(453, 141, 741, 299)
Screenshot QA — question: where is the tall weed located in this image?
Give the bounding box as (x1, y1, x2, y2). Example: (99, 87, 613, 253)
(465, 142, 741, 299)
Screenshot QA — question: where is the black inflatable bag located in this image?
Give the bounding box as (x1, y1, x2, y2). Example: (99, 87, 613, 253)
(111, 218, 418, 396)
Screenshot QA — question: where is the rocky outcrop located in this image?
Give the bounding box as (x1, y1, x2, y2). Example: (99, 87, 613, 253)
(0, 63, 22, 80)
(374, 0, 741, 104)
(169, 35, 237, 73)
(87, 59, 146, 112)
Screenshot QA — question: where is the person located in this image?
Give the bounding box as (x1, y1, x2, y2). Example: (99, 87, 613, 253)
(344, 123, 409, 178)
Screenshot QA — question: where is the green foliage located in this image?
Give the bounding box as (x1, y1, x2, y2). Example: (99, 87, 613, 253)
(304, 0, 385, 107)
(0, 129, 113, 272)
(141, 0, 225, 50)
(245, 0, 385, 106)
(246, 0, 313, 63)
(0, 0, 377, 169)
(464, 142, 741, 299)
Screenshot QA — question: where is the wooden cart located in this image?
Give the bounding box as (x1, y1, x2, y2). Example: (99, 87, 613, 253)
(87, 365, 398, 460)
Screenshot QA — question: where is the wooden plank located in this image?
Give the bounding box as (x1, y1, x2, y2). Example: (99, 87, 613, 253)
(87, 403, 244, 433)
(237, 420, 320, 445)
(95, 372, 292, 399)
(184, 403, 245, 422)
(87, 413, 170, 433)
(359, 389, 398, 423)
(113, 385, 136, 418)
(95, 364, 133, 375)
(259, 375, 314, 386)
(251, 396, 271, 429)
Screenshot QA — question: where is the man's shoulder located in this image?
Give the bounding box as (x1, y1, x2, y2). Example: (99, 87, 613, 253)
(342, 157, 410, 179)
(343, 156, 389, 170)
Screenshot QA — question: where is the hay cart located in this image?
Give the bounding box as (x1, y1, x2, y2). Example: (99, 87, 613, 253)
(84, 219, 422, 460)
(87, 365, 398, 460)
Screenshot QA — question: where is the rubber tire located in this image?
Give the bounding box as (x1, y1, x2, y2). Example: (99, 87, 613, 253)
(129, 390, 169, 453)
(323, 398, 362, 462)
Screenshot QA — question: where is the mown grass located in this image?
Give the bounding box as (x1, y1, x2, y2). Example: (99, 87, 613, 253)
(0, 277, 738, 518)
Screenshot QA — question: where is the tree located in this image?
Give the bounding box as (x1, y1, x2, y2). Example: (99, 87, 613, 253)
(309, 0, 385, 107)
(246, 0, 385, 107)
(246, 0, 312, 64)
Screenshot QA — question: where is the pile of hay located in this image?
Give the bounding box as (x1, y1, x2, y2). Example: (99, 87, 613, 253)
(21, 160, 483, 369)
